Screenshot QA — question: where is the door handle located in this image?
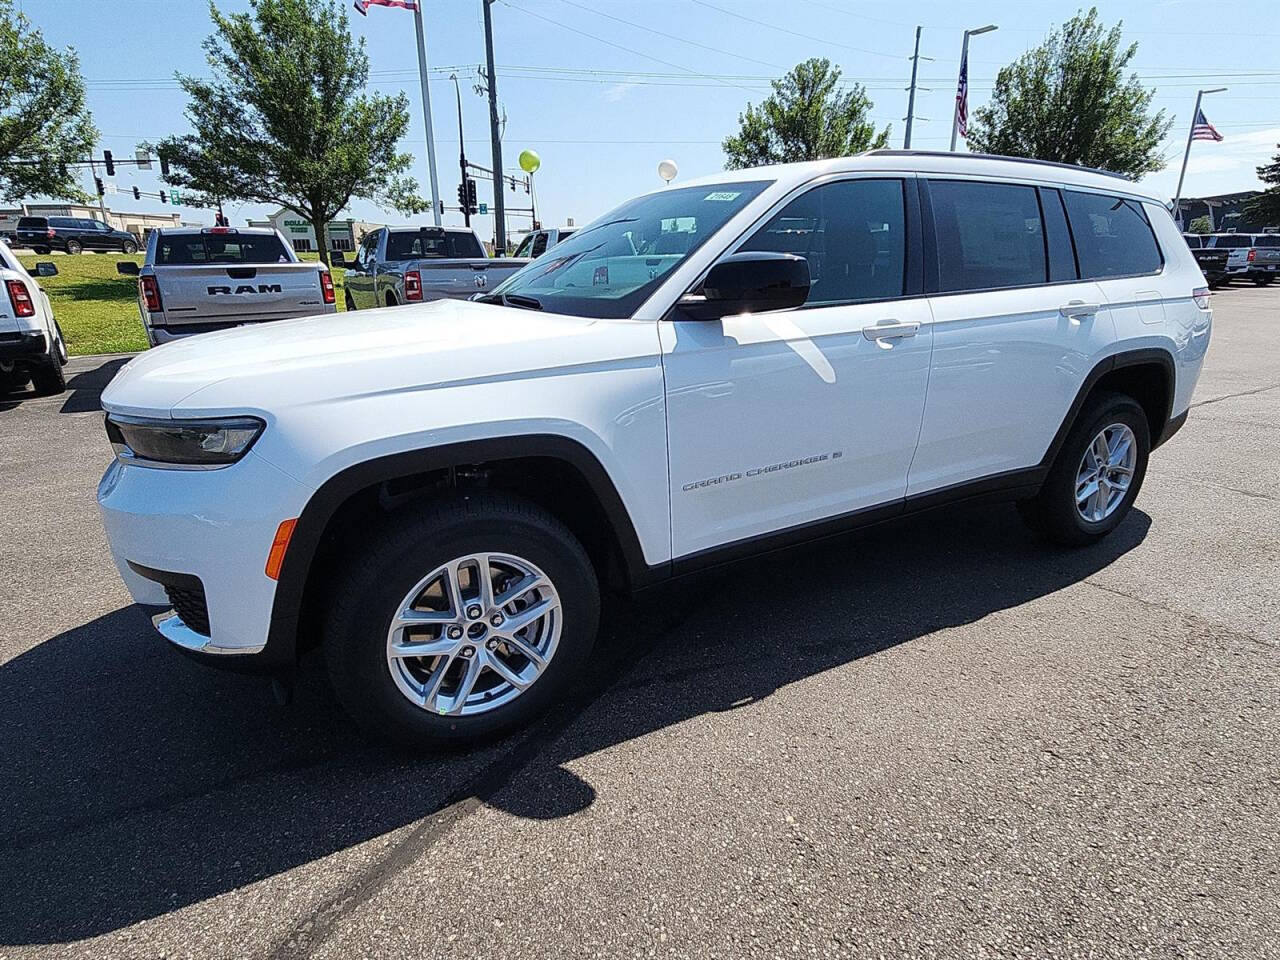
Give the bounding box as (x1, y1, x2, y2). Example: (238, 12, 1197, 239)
(862, 320, 920, 341)
(1059, 301, 1100, 320)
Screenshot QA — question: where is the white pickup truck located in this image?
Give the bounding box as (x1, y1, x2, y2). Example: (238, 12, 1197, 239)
(343, 225, 527, 309)
(117, 226, 336, 346)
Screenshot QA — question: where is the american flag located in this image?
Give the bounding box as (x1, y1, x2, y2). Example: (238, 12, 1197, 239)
(954, 46, 969, 139)
(353, 0, 418, 14)
(1191, 107, 1223, 142)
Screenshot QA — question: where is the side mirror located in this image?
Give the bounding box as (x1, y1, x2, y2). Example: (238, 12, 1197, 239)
(328, 251, 345, 266)
(679, 251, 810, 320)
(116, 261, 139, 276)
(34, 261, 58, 278)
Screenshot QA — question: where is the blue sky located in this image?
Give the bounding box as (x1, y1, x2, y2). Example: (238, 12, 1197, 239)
(19, 0, 1280, 235)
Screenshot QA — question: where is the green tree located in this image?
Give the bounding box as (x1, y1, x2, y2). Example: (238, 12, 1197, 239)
(966, 8, 1171, 179)
(1243, 145, 1280, 226)
(723, 58, 890, 169)
(1188, 215, 1212, 234)
(153, 0, 424, 265)
(0, 0, 96, 203)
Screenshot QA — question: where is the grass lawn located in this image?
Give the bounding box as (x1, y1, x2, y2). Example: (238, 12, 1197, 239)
(16, 250, 349, 357)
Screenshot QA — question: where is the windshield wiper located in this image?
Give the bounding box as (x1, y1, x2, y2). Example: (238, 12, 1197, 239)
(504, 294, 542, 311)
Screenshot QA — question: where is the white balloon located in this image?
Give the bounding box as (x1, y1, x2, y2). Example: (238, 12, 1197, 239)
(657, 159, 678, 182)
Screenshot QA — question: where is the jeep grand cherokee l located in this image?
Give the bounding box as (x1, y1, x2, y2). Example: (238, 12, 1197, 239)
(97, 151, 1211, 748)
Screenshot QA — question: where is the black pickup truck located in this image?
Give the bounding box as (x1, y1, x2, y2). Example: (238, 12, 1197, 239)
(1183, 234, 1229, 288)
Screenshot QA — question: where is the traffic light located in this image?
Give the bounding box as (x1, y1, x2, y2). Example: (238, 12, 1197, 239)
(159, 189, 167, 204)
(132, 186, 141, 200)
(94, 177, 105, 197)
(159, 151, 170, 177)
(465, 178, 478, 213)
(457, 182, 467, 208)
(103, 150, 115, 176)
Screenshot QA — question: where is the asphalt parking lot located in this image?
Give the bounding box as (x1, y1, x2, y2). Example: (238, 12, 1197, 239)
(1, 287, 1278, 959)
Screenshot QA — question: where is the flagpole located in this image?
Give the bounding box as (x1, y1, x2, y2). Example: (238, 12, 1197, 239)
(951, 24, 996, 152)
(1172, 86, 1226, 229)
(413, 4, 442, 226)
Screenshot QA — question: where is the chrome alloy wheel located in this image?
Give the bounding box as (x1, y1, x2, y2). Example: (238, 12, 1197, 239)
(385, 552, 562, 716)
(1075, 422, 1137, 523)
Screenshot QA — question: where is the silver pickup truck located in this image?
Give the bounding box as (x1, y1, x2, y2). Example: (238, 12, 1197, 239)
(343, 225, 527, 309)
(118, 227, 336, 345)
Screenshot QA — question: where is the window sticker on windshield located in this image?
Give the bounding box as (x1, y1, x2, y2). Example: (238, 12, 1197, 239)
(704, 191, 742, 202)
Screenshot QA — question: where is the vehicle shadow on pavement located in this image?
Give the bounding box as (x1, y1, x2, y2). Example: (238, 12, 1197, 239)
(0, 357, 127, 413)
(0, 502, 1151, 946)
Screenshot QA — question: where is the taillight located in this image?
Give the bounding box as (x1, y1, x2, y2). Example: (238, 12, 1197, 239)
(139, 276, 162, 312)
(320, 270, 335, 304)
(1192, 286, 1211, 310)
(6, 279, 34, 317)
(46, 228, 56, 238)
(1247, 248, 1257, 262)
(404, 270, 422, 302)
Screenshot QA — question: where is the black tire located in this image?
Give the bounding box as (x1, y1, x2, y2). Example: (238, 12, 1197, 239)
(323, 493, 600, 749)
(33, 246, 49, 255)
(385, 291, 398, 307)
(1254, 275, 1275, 286)
(122, 239, 138, 254)
(29, 351, 66, 396)
(344, 290, 356, 311)
(65, 239, 82, 255)
(1018, 391, 1150, 546)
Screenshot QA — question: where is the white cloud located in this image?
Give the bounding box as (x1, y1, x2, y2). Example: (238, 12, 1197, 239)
(603, 82, 639, 103)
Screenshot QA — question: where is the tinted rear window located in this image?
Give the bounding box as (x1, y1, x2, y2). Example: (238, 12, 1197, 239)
(1255, 235, 1280, 248)
(49, 217, 78, 228)
(1182, 234, 1203, 248)
(929, 179, 1047, 292)
(386, 230, 484, 260)
(17, 217, 46, 229)
(1208, 234, 1249, 249)
(1063, 191, 1162, 278)
(156, 233, 290, 265)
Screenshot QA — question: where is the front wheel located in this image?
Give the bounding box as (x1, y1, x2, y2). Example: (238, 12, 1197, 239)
(122, 240, 138, 254)
(324, 494, 600, 749)
(1018, 392, 1150, 546)
(64, 239, 82, 255)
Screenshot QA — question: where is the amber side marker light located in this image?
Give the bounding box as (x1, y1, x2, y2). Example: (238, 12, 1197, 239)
(265, 518, 298, 580)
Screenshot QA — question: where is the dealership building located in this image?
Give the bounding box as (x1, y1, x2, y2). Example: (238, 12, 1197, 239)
(245, 208, 384, 254)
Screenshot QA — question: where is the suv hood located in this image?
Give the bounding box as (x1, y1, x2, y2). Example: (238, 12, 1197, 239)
(102, 298, 656, 418)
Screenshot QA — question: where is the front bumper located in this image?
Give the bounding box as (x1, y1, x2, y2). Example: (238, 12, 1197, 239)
(97, 448, 315, 669)
(0, 331, 48, 360)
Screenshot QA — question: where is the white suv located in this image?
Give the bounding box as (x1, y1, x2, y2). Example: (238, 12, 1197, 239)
(98, 151, 1212, 747)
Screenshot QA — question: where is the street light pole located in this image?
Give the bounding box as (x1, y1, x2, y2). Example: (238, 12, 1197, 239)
(482, 0, 506, 253)
(950, 24, 997, 152)
(1172, 87, 1227, 229)
(412, 4, 442, 226)
(451, 73, 469, 228)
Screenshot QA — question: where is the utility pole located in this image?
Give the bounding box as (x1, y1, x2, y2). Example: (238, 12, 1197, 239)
(482, 0, 506, 252)
(903, 26, 922, 149)
(1172, 87, 1227, 229)
(451, 74, 469, 228)
(412, 4, 442, 226)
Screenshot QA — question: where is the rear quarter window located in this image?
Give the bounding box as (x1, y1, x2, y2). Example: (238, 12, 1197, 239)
(17, 217, 46, 229)
(1063, 191, 1162, 278)
(1255, 235, 1280, 248)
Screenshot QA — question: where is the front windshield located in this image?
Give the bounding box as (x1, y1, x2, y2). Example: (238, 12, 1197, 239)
(487, 180, 771, 318)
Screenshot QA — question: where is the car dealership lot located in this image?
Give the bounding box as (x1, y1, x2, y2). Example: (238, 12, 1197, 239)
(1, 288, 1278, 958)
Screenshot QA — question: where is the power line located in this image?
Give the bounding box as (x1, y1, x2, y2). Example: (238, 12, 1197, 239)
(688, 0, 905, 61)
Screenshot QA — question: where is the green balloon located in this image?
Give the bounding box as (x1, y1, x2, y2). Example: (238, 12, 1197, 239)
(518, 149, 541, 174)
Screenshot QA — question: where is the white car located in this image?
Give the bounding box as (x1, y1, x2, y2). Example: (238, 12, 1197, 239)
(0, 244, 67, 395)
(97, 150, 1211, 747)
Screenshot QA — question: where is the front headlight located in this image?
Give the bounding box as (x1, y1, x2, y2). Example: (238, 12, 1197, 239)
(104, 414, 265, 468)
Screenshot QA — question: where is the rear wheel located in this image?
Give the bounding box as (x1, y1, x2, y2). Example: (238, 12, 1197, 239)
(1253, 275, 1274, 286)
(122, 239, 138, 254)
(344, 290, 356, 311)
(1018, 392, 1149, 546)
(30, 330, 67, 396)
(64, 239, 82, 255)
(385, 291, 398, 307)
(32, 246, 49, 255)
(323, 493, 600, 749)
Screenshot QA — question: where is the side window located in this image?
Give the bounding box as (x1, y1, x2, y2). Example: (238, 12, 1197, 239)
(513, 234, 534, 258)
(531, 232, 549, 257)
(1063, 190, 1162, 278)
(929, 179, 1046, 292)
(1038, 187, 1078, 282)
(739, 178, 906, 305)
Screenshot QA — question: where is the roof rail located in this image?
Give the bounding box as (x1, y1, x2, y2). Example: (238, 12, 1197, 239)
(863, 149, 1132, 182)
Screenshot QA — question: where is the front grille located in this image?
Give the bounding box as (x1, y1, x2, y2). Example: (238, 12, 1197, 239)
(164, 583, 211, 636)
